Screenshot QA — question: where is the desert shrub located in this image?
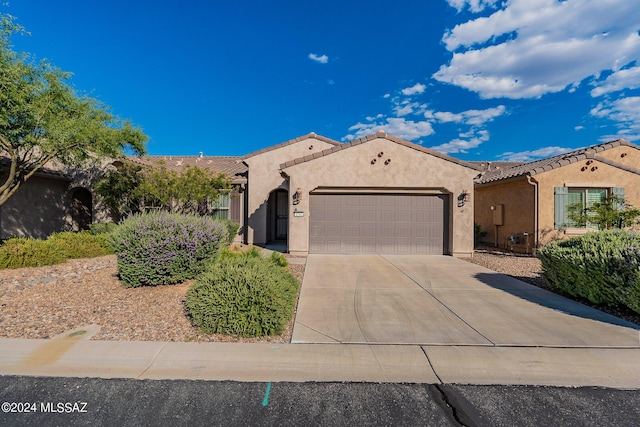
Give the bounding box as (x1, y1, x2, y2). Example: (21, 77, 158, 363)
(538, 230, 640, 311)
(218, 220, 240, 244)
(89, 222, 119, 236)
(47, 232, 113, 258)
(270, 251, 288, 267)
(0, 238, 66, 269)
(109, 211, 226, 287)
(609, 247, 640, 313)
(185, 253, 299, 337)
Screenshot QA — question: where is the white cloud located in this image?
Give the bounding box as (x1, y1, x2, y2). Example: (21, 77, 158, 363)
(345, 117, 435, 141)
(446, 0, 499, 13)
(430, 129, 490, 154)
(434, 0, 640, 99)
(591, 65, 640, 97)
(590, 96, 640, 141)
(308, 53, 329, 64)
(393, 101, 428, 117)
(498, 146, 575, 162)
(429, 105, 506, 125)
(401, 83, 426, 96)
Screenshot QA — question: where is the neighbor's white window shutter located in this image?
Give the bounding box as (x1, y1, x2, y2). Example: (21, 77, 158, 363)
(554, 187, 568, 229)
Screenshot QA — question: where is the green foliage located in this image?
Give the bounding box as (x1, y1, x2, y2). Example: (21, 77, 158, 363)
(0, 231, 112, 269)
(94, 162, 144, 221)
(135, 162, 232, 214)
(0, 238, 66, 268)
(218, 220, 240, 244)
(185, 252, 299, 337)
(109, 211, 226, 287)
(538, 230, 640, 313)
(0, 13, 147, 207)
(88, 222, 119, 236)
(270, 251, 288, 267)
(47, 232, 113, 259)
(567, 194, 640, 230)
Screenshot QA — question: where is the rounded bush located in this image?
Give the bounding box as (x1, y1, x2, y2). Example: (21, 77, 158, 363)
(110, 211, 227, 287)
(47, 231, 113, 259)
(538, 230, 640, 311)
(185, 255, 299, 337)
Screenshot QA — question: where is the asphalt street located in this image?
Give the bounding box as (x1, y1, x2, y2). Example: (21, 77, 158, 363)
(1, 376, 639, 426)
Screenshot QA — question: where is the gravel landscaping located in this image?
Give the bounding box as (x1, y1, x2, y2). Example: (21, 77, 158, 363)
(1, 249, 638, 342)
(0, 254, 304, 343)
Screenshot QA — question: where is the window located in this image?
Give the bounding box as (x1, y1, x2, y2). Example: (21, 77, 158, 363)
(554, 187, 624, 230)
(209, 193, 230, 220)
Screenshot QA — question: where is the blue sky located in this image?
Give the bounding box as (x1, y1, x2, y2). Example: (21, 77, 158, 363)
(5, 0, 640, 161)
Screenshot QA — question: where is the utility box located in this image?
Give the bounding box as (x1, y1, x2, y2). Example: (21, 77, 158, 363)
(492, 204, 504, 226)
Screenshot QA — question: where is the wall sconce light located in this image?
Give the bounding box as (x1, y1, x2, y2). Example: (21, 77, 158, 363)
(384, 159, 391, 165)
(292, 188, 302, 205)
(458, 190, 469, 207)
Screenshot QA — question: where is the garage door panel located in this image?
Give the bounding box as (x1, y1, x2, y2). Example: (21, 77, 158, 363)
(310, 194, 447, 254)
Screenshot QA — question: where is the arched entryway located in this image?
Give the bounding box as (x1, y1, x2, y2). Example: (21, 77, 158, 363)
(266, 189, 288, 244)
(70, 187, 92, 231)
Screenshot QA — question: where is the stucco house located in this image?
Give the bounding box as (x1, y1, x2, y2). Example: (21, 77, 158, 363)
(0, 158, 100, 239)
(242, 131, 479, 257)
(474, 139, 640, 252)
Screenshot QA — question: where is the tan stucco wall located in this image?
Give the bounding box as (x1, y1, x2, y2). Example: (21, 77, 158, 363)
(0, 175, 70, 239)
(536, 148, 640, 237)
(474, 178, 535, 250)
(243, 136, 338, 244)
(281, 137, 478, 257)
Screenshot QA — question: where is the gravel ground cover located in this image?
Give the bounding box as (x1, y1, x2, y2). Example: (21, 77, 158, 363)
(467, 247, 640, 326)
(0, 254, 304, 343)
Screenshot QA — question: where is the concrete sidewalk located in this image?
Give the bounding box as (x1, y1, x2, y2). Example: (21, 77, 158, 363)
(2, 337, 640, 388)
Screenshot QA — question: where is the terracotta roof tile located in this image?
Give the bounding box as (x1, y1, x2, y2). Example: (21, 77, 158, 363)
(129, 155, 247, 184)
(475, 139, 638, 184)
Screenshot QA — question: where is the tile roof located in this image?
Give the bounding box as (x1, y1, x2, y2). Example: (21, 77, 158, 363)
(0, 157, 71, 181)
(475, 139, 640, 184)
(279, 130, 482, 171)
(242, 132, 341, 160)
(128, 155, 247, 184)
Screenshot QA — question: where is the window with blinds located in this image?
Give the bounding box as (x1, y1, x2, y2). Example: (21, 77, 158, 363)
(209, 193, 230, 220)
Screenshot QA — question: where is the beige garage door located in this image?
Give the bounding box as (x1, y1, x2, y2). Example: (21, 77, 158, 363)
(309, 194, 448, 254)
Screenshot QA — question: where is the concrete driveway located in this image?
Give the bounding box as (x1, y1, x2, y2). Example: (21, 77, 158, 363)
(291, 254, 640, 347)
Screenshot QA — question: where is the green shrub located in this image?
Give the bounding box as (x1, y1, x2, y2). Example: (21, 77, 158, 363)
(47, 232, 113, 258)
(0, 238, 66, 269)
(538, 230, 640, 311)
(185, 253, 299, 337)
(270, 251, 288, 267)
(218, 220, 240, 244)
(89, 222, 119, 235)
(110, 211, 226, 287)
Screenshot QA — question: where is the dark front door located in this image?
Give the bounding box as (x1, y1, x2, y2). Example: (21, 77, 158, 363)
(275, 190, 288, 240)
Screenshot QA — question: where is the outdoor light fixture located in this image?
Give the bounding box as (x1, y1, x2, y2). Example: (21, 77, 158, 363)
(292, 188, 302, 205)
(458, 190, 469, 207)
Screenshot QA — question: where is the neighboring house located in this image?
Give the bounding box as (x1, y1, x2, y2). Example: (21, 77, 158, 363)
(474, 139, 640, 252)
(128, 155, 247, 225)
(0, 158, 101, 239)
(243, 131, 480, 257)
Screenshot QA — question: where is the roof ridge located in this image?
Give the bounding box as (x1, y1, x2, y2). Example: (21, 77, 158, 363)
(242, 132, 341, 160)
(279, 132, 481, 171)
